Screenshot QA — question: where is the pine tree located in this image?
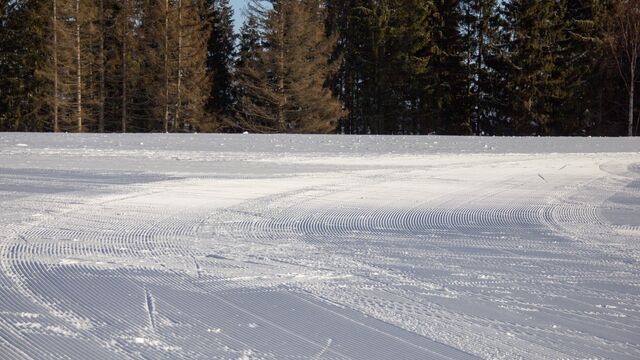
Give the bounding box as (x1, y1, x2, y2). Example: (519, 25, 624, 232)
(101, 0, 123, 132)
(97, 0, 106, 132)
(232, 13, 261, 130)
(325, 0, 372, 133)
(326, 0, 442, 135)
(237, 14, 261, 67)
(36, 0, 100, 132)
(339, 0, 390, 134)
(586, 0, 628, 135)
(0, 0, 47, 131)
(138, 0, 177, 132)
(205, 0, 235, 125)
(503, 0, 570, 135)
(556, 0, 610, 135)
(460, 0, 504, 135)
(118, 0, 132, 132)
(174, 0, 210, 131)
(393, 0, 440, 134)
(236, 0, 343, 133)
(115, 0, 155, 132)
(428, 0, 469, 134)
(376, 0, 441, 134)
(1, 0, 634, 135)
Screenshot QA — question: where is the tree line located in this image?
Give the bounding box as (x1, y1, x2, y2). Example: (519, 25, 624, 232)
(0, 0, 638, 135)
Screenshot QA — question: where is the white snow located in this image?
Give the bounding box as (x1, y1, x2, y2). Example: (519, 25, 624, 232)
(0, 133, 639, 359)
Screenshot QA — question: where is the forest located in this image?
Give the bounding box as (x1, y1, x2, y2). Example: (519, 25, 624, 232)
(0, 0, 638, 136)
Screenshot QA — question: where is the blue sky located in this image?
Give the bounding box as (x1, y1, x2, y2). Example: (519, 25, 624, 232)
(230, 0, 248, 29)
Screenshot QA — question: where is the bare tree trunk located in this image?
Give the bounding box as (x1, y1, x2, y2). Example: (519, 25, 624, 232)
(373, 28, 381, 134)
(607, 2, 639, 136)
(53, 0, 59, 132)
(122, 0, 128, 133)
(278, 6, 285, 132)
(476, 2, 485, 135)
(175, 0, 182, 131)
(75, 0, 82, 132)
(164, 0, 169, 133)
(99, 0, 105, 132)
(630, 66, 635, 136)
(598, 90, 603, 132)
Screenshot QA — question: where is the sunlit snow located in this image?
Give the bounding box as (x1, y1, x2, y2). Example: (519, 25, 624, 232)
(0, 133, 639, 359)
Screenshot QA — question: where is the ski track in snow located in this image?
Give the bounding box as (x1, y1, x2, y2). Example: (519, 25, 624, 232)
(0, 133, 639, 359)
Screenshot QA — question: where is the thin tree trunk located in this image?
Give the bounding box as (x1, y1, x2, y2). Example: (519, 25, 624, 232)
(607, 2, 639, 136)
(476, 2, 485, 135)
(598, 90, 603, 132)
(75, 0, 82, 132)
(164, 0, 169, 133)
(175, 0, 182, 131)
(373, 29, 381, 134)
(278, 5, 285, 132)
(630, 66, 635, 136)
(463, 5, 472, 133)
(99, 0, 104, 132)
(53, 0, 59, 132)
(122, 0, 128, 133)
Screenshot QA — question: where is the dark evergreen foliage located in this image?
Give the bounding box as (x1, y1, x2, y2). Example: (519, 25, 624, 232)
(0, 0, 47, 131)
(205, 0, 236, 123)
(0, 0, 637, 135)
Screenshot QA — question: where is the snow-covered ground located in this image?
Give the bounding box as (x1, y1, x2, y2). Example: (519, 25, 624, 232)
(1, 133, 639, 359)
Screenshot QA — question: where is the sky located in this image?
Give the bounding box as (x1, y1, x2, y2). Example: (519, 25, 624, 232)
(230, 0, 248, 29)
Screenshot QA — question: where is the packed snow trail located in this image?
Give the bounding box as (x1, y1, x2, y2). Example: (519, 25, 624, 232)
(0, 134, 639, 359)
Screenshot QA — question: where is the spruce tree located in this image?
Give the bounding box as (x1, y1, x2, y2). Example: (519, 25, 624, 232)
(1, 0, 633, 135)
(398, 0, 441, 134)
(36, 0, 101, 132)
(325, 0, 372, 133)
(231, 13, 261, 130)
(382, 0, 440, 134)
(0, 0, 47, 131)
(555, 0, 610, 135)
(117, 0, 133, 132)
(428, 0, 469, 134)
(134, 0, 210, 132)
(354, 0, 390, 134)
(166, 0, 209, 131)
(326, 0, 442, 135)
(503, 0, 570, 135)
(236, 0, 343, 133)
(205, 0, 235, 125)
(139, 0, 184, 132)
(460, 0, 504, 135)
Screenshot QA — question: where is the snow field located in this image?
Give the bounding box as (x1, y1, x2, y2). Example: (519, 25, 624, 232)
(0, 134, 639, 359)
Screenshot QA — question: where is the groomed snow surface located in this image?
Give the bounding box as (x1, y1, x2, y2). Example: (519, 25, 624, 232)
(1, 133, 639, 359)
